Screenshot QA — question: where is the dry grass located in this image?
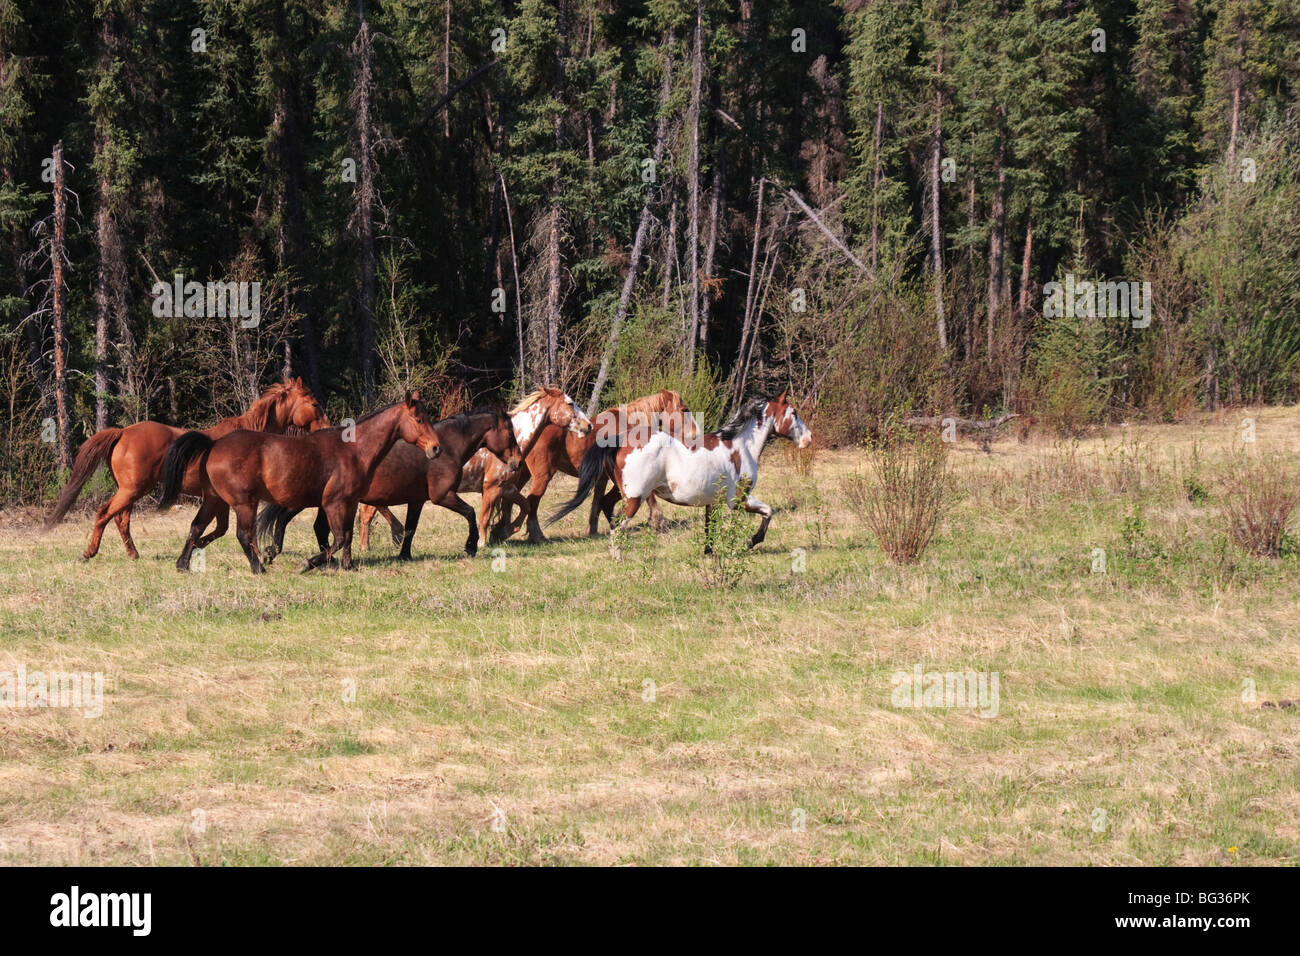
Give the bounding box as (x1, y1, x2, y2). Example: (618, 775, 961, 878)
(0, 407, 1297, 865)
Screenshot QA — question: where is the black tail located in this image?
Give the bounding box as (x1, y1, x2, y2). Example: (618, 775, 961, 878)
(255, 504, 292, 551)
(157, 431, 213, 508)
(548, 439, 619, 527)
(46, 427, 123, 526)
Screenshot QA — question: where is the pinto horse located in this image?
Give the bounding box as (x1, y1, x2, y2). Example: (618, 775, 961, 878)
(549, 390, 811, 550)
(258, 405, 526, 563)
(45, 377, 328, 560)
(158, 391, 439, 574)
(356, 386, 593, 554)
(487, 389, 700, 544)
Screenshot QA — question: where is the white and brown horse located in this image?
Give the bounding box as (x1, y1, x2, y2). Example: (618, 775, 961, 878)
(549, 390, 811, 549)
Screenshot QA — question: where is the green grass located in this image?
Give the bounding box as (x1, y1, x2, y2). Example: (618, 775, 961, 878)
(0, 406, 1298, 865)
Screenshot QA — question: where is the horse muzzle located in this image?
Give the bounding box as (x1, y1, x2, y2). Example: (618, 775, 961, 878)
(424, 442, 441, 460)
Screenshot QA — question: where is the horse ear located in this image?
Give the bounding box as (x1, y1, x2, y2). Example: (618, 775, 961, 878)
(777, 388, 788, 404)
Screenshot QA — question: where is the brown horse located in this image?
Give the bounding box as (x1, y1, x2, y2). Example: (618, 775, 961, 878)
(358, 385, 594, 552)
(158, 391, 439, 574)
(489, 389, 700, 543)
(45, 377, 328, 560)
(258, 405, 525, 562)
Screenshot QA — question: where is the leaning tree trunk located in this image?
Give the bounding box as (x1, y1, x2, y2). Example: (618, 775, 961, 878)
(986, 125, 1006, 367)
(587, 40, 675, 415)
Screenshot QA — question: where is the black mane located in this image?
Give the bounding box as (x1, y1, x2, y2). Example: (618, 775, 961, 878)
(714, 396, 772, 440)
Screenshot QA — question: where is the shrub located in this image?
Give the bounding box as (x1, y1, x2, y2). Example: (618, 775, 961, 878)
(845, 429, 950, 564)
(1222, 454, 1299, 558)
(695, 477, 754, 587)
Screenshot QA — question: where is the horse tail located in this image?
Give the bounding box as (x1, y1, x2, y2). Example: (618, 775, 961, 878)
(157, 431, 213, 508)
(46, 427, 123, 526)
(548, 438, 619, 527)
(255, 504, 291, 552)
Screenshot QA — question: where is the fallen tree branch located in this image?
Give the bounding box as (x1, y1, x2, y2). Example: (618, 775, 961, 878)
(906, 413, 1018, 431)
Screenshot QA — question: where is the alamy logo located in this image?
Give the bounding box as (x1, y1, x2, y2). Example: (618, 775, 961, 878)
(1043, 273, 1152, 328)
(152, 273, 260, 327)
(0, 665, 103, 718)
(49, 886, 151, 936)
(890, 665, 1000, 718)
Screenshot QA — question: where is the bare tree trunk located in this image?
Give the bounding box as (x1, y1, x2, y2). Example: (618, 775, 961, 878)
(699, 135, 723, 356)
(1017, 218, 1033, 319)
(542, 0, 570, 384)
(587, 41, 675, 415)
(50, 141, 71, 471)
(270, 0, 321, 398)
(500, 174, 525, 384)
(1227, 33, 1243, 169)
(929, 50, 946, 352)
(870, 100, 883, 270)
(352, 14, 379, 404)
(443, 0, 451, 140)
(732, 177, 765, 408)
(986, 128, 1006, 366)
(662, 192, 678, 308)
(683, 2, 704, 375)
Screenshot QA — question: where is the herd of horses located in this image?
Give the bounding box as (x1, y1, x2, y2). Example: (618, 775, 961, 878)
(45, 377, 813, 575)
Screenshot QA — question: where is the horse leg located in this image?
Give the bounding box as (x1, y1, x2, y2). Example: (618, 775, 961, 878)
(398, 502, 423, 560)
(233, 502, 265, 575)
(333, 503, 358, 570)
(523, 467, 553, 544)
(113, 507, 139, 560)
(82, 485, 138, 561)
(312, 509, 331, 553)
(436, 491, 478, 557)
(176, 497, 222, 572)
(742, 495, 774, 549)
(587, 473, 608, 538)
(482, 485, 502, 544)
(646, 494, 669, 533)
(357, 504, 375, 551)
(196, 502, 229, 549)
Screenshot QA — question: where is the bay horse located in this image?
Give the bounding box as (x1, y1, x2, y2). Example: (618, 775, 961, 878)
(549, 390, 811, 550)
(356, 386, 593, 554)
(158, 391, 439, 574)
(45, 377, 328, 560)
(257, 405, 525, 563)
(488, 389, 700, 544)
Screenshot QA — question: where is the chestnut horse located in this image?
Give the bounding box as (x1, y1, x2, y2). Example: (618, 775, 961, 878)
(158, 391, 439, 574)
(550, 390, 811, 550)
(46, 377, 328, 560)
(357, 386, 594, 554)
(489, 388, 700, 543)
(257, 405, 525, 563)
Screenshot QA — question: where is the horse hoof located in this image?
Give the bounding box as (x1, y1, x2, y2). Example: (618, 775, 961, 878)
(78, 554, 92, 563)
(298, 560, 313, 574)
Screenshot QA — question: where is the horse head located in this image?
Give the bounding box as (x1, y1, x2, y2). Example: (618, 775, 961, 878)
(282, 376, 330, 432)
(767, 389, 813, 449)
(399, 390, 441, 459)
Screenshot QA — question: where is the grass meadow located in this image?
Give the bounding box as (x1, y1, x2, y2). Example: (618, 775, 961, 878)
(1, 407, 1298, 865)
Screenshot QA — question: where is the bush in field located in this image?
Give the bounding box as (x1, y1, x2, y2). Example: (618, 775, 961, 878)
(1222, 454, 1299, 558)
(608, 302, 726, 429)
(695, 477, 754, 587)
(845, 428, 950, 564)
(1022, 305, 1119, 437)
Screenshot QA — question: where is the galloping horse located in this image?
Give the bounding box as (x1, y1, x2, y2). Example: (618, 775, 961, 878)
(488, 388, 700, 544)
(357, 386, 593, 554)
(158, 391, 439, 574)
(45, 377, 328, 560)
(549, 390, 811, 550)
(258, 405, 526, 562)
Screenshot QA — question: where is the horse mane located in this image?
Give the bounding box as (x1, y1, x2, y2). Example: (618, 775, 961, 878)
(623, 389, 681, 414)
(714, 396, 771, 440)
(510, 387, 558, 415)
(234, 381, 291, 431)
(437, 405, 503, 429)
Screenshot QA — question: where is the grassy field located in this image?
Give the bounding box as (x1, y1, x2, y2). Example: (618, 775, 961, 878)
(1, 407, 1298, 866)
